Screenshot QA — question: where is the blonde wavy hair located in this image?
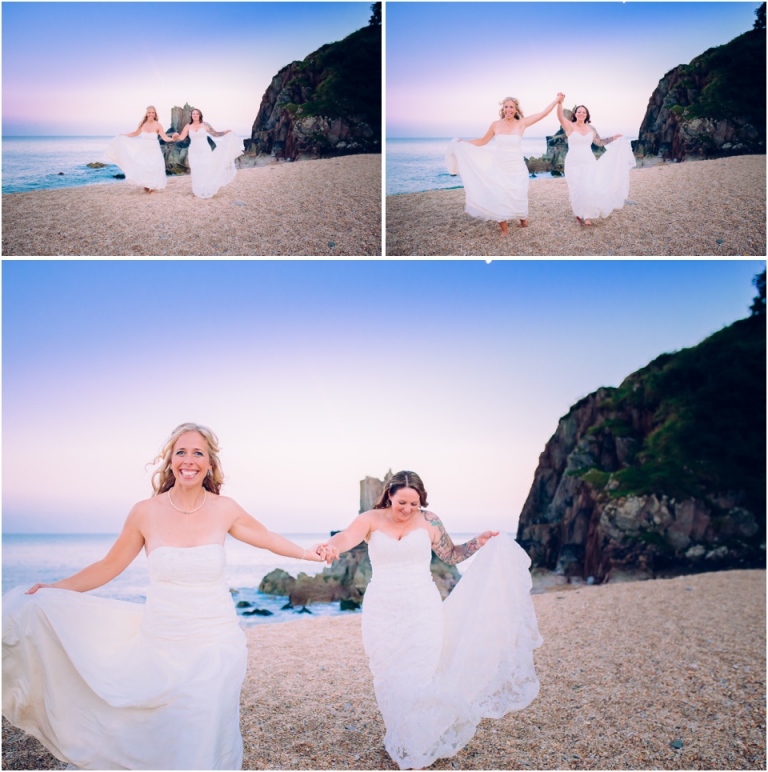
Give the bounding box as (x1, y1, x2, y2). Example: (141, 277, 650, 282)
(150, 422, 224, 495)
(137, 105, 158, 131)
(499, 97, 524, 120)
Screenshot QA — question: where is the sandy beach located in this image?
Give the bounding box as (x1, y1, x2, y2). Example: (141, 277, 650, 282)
(3, 568, 764, 770)
(386, 155, 766, 256)
(2, 155, 381, 257)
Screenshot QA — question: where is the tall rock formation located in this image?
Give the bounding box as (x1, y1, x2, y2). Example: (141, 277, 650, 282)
(243, 23, 381, 162)
(517, 278, 766, 583)
(632, 22, 766, 161)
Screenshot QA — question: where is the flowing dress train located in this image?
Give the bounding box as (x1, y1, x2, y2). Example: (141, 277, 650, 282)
(104, 132, 167, 190)
(361, 530, 542, 770)
(446, 135, 529, 221)
(564, 132, 636, 220)
(2, 544, 247, 770)
(187, 128, 243, 199)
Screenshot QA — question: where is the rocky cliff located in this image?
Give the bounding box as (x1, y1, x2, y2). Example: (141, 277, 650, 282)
(632, 22, 766, 161)
(243, 23, 381, 162)
(517, 277, 766, 583)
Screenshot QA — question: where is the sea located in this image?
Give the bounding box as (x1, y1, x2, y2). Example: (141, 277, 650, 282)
(2, 136, 125, 194)
(386, 136, 551, 196)
(2, 532, 478, 627)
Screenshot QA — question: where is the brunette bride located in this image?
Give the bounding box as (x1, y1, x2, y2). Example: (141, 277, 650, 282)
(556, 96, 636, 226)
(170, 108, 244, 199)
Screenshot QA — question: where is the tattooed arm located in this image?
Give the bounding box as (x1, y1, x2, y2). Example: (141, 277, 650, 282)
(591, 127, 622, 146)
(203, 122, 231, 138)
(421, 510, 498, 565)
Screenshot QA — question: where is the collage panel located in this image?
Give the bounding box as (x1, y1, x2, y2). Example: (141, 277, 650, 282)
(385, 1, 766, 257)
(2, 1, 382, 257)
(1, 258, 765, 769)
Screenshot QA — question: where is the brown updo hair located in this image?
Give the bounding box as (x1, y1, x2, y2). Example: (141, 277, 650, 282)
(150, 422, 224, 495)
(373, 470, 429, 509)
(570, 105, 591, 124)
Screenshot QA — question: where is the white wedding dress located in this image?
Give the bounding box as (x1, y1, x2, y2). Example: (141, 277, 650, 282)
(2, 544, 247, 770)
(187, 128, 243, 199)
(564, 132, 636, 220)
(361, 530, 542, 770)
(445, 135, 529, 222)
(104, 131, 168, 190)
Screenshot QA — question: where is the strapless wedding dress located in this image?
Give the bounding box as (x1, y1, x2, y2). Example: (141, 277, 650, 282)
(2, 544, 247, 770)
(445, 134, 529, 221)
(564, 131, 636, 219)
(187, 128, 243, 199)
(104, 131, 167, 190)
(362, 530, 542, 770)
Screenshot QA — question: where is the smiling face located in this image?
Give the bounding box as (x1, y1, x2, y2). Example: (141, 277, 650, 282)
(191, 109, 202, 124)
(573, 106, 590, 125)
(502, 100, 518, 120)
(145, 107, 157, 122)
(388, 486, 422, 520)
(170, 431, 212, 487)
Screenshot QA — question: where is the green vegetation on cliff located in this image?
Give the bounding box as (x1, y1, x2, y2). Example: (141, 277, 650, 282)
(595, 272, 766, 532)
(678, 27, 766, 129)
(288, 24, 381, 129)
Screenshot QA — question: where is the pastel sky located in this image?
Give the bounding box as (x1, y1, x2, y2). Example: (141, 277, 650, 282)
(387, 1, 762, 138)
(3, 260, 763, 537)
(2, 2, 373, 136)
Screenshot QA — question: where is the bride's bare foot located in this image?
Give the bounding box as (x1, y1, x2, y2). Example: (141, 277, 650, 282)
(584, 218, 593, 226)
(499, 221, 509, 235)
(520, 219, 528, 228)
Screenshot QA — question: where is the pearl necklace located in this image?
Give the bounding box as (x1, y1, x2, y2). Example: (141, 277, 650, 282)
(168, 488, 206, 515)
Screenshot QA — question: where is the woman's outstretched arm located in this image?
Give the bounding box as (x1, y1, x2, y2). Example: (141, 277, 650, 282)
(203, 122, 231, 138)
(27, 507, 146, 593)
(158, 126, 176, 142)
(323, 512, 373, 557)
(556, 97, 571, 133)
(461, 123, 496, 146)
(591, 127, 622, 146)
(229, 504, 324, 561)
(422, 510, 498, 565)
(523, 94, 563, 129)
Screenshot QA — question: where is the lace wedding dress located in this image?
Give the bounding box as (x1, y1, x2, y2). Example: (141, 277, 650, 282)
(564, 132, 636, 220)
(187, 128, 243, 199)
(362, 530, 542, 770)
(2, 544, 247, 770)
(104, 131, 168, 190)
(446, 135, 529, 222)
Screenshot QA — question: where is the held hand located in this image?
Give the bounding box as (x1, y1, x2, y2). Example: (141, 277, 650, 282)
(556, 92, 565, 104)
(476, 530, 500, 548)
(315, 543, 339, 565)
(26, 583, 54, 594)
(303, 544, 326, 562)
